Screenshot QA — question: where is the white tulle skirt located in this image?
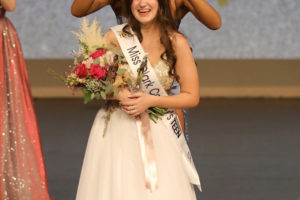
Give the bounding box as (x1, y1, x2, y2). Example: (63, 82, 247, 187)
(76, 107, 196, 200)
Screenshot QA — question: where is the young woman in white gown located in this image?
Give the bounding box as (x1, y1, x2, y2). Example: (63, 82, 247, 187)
(71, 0, 221, 137)
(76, 0, 201, 199)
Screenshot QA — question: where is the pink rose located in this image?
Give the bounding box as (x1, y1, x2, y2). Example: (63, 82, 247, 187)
(90, 64, 107, 80)
(90, 49, 106, 59)
(76, 63, 88, 78)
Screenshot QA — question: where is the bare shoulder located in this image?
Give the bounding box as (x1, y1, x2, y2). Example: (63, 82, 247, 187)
(170, 32, 190, 52)
(104, 29, 118, 45)
(104, 29, 123, 51)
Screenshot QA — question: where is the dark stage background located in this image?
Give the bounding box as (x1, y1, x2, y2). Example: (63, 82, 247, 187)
(35, 98, 300, 200)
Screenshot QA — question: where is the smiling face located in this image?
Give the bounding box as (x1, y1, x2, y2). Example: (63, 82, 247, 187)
(131, 0, 159, 25)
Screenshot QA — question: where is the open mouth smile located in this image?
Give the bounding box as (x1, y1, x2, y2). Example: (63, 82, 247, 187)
(138, 9, 151, 16)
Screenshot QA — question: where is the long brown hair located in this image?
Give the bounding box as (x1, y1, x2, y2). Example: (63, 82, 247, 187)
(123, 0, 179, 79)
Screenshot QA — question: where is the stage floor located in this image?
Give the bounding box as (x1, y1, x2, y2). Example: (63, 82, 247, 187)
(34, 99, 300, 200)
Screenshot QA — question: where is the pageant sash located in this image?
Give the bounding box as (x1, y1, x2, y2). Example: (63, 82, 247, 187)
(111, 24, 201, 191)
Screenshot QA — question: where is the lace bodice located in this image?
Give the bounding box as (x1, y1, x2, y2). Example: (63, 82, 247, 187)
(152, 60, 174, 92)
(123, 60, 174, 92)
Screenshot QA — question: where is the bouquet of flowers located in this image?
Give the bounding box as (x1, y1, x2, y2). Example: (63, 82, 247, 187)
(56, 18, 166, 122)
(64, 18, 131, 104)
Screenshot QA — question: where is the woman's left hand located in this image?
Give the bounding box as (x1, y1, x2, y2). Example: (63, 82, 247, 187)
(120, 92, 152, 117)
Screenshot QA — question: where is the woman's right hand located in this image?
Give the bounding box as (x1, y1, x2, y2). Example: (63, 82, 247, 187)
(116, 87, 132, 103)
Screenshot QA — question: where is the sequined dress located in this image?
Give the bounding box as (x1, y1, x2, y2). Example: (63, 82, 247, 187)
(76, 59, 197, 199)
(0, 7, 51, 200)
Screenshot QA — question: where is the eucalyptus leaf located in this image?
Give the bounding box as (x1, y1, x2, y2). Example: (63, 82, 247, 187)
(111, 49, 122, 64)
(117, 68, 126, 75)
(100, 80, 108, 86)
(93, 59, 100, 64)
(83, 88, 92, 104)
(83, 88, 89, 96)
(100, 91, 106, 100)
(113, 86, 119, 97)
(91, 92, 95, 100)
(105, 83, 112, 94)
(127, 78, 132, 88)
(95, 92, 100, 100)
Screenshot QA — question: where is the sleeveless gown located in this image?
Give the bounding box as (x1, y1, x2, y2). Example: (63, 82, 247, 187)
(115, 16, 190, 141)
(0, 7, 51, 200)
(76, 59, 197, 199)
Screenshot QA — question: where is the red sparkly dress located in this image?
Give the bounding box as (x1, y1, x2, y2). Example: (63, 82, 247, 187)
(0, 6, 51, 200)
